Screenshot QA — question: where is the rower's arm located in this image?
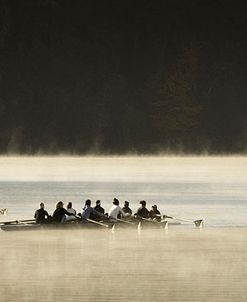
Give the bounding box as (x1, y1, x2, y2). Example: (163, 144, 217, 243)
(120, 208, 129, 217)
(64, 209, 74, 216)
(93, 209, 106, 218)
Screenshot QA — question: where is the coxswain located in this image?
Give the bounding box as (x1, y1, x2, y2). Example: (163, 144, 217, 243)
(122, 201, 132, 215)
(108, 198, 129, 220)
(149, 205, 161, 222)
(135, 200, 150, 219)
(52, 201, 74, 223)
(34, 202, 50, 224)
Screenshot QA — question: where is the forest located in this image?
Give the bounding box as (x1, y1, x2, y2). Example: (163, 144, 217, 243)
(0, 0, 247, 154)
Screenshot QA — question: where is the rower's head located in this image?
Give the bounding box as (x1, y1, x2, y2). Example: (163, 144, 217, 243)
(113, 198, 119, 206)
(96, 200, 101, 206)
(40, 202, 45, 209)
(124, 201, 129, 207)
(140, 200, 146, 208)
(152, 205, 157, 210)
(67, 202, 72, 209)
(85, 199, 91, 206)
(56, 201, 64, 209)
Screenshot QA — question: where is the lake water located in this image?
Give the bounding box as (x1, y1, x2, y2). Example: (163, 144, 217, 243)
(0, 156, 247, 301)
(0, 156, 247, 226)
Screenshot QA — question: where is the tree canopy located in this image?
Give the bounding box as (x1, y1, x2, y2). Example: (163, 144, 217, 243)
(0, 0, 247, 154)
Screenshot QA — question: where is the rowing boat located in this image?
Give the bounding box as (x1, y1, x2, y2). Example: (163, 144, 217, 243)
(0, 220, 110, 232)
(0, 215, 203, 232)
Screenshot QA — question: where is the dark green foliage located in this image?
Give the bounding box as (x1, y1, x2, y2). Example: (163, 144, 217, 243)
(0, 0, 247, 154)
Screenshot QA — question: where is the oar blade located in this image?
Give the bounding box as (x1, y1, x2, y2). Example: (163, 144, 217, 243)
(162, 220, 168, 229)
(194, 219, 204, 228)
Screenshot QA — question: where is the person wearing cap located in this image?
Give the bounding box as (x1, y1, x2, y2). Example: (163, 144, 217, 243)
(81, 199, 103, 221)
(34, 202, 50, 224)
(149, 205, 161, 222)
(52, 201, 74, 223)
(135, 200, 150, 219)
(108, 198, 129, 220)
(122, 201, 132, 215)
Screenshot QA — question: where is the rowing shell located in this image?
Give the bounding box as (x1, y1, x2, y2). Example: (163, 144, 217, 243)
(0, 216, 203, 232)
(0, 219, 178, 232)
(0, 221, 110, 232)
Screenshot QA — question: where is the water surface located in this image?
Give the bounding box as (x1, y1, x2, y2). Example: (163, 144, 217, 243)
(0, 157, 247, 302)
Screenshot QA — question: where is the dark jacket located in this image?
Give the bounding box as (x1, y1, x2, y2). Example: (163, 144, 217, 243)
(122, 206, 132, 215)
(94, 205, 105, 214)
(52, 208, 73, 223)
(34, 208, 49, 224)
(149, 209, 161, 221)
(135, 207, 150, 219)
(90, 205, 105, 221)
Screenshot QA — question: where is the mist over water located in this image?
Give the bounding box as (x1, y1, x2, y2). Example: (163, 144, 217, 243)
(0, 157, 247, 301)
(0, 228, 246, 302)
(0, 156, 247, 226)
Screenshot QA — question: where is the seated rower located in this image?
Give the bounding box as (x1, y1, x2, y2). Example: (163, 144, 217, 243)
(122, 201, 132, 216)
(94, 200, 105, 214)
(34, 202, 50, 224)
(90, 200, 105, 221)
(66, 202, 77, 221)
(81, 199, 102, 221)
(67, 202, 76, 215)
(52, 201, 74, 223)
(108, 198, 130, 220)
(135, 200, 150, 219)
(149, 205, 161, 222)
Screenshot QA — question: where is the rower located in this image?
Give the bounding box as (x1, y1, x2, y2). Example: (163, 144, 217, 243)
(52, 201, 74, 223)
(122, 201, 132, 215)
(149, 205, 161, 222)
(81, 200, 102, 221)
(135, 200, 150, 219)
(34, 202, 50, 224)
(66, 202, 76, 215)
(94, 200, 105, 215)
(108, 198, 129, 220)
(66, 202, 77, 221)
(90, 200, 105, 221)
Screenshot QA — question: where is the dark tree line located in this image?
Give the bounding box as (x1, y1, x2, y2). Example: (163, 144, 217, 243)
(0, 0, 247, 154)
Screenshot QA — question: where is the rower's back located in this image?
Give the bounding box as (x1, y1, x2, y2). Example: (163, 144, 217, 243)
(34, 202, 49, 224)
(135, 200, 150, 219)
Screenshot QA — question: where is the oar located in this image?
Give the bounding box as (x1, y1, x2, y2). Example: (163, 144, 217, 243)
(85, 218, 109, 228)
(163, 215, 203, 228)
(0, 219, 36, 225)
